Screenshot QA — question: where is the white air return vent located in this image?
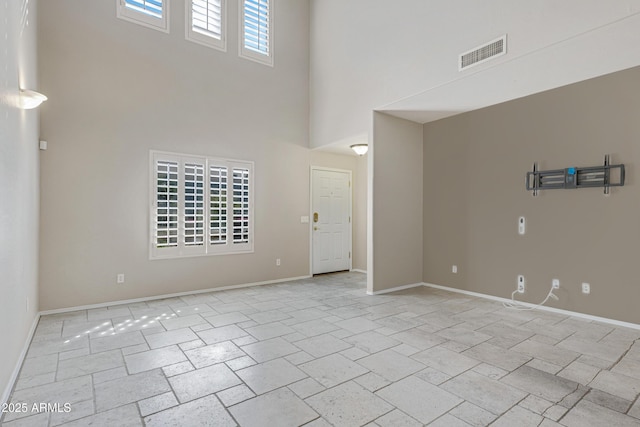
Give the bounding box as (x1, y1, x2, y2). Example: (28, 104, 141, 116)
(459, 35, 507, 71)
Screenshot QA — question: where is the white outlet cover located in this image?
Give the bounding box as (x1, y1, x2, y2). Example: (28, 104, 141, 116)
(452, 265, 458, 273)
(552, 279, 560, 289)
(582, 283, 591, 294)
(301, 216, 309, 223)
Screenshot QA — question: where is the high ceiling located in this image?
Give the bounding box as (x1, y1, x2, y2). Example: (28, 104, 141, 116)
(310, 1, 640, 154)
(380, 12, 640, 124)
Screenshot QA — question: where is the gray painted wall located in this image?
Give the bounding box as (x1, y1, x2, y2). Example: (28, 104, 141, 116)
(372, 112, 423, 292)
(38, 0, 314, 310)
(423, 66, 640, 324)
(0, 0, 40, 403)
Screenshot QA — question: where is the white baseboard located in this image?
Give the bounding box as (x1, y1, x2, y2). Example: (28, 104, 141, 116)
(350, 269, 367, 274)
(366, 282, 423, 296)
(2, 313, 40, 407)
(40, 275, 312, 316)
(423, 282, 640, 331)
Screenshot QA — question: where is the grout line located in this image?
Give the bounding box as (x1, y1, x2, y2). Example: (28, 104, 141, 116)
(609, 338, 639, 371)
(627, 393, 640, 416)
(557, 384, 588, 424)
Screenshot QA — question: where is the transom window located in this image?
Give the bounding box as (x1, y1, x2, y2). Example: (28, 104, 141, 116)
(117, 0, 169, 32)
(150, 151, 254, 259)
(186, 0, 226, 51)
(239, 0, 273, 66)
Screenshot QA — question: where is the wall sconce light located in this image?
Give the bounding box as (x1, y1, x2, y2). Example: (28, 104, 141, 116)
(19, 89, 47, 109)
(350, 144, 368, 156)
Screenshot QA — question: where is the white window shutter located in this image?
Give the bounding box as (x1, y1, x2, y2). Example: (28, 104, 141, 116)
(232, 167, 250, 244)
(240, 0, 272, 66)
(182, 160, 206, 255)
(150, 151, 253, 259)
(186, 0, 226, 51)
(209, 166, 228, 247)
(117, 0, 169, 33)
(151, 154, 180, 258)
(124, 0, 163, 18)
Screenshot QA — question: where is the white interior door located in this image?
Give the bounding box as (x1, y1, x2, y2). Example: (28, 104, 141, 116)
(312, 169, 351, 275)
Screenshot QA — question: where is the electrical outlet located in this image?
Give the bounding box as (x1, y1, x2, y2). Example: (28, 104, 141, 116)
(117, 274, 125, 284)
(517, 275, 525, 293)
(582, 282, 591, 294)
(276, 258, 281, 266)
(552, 279, 560, 289)
(452, 265, 458, 274)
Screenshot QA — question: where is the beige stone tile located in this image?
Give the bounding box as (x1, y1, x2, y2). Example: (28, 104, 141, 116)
(230, 388, 317, 427)
(183, 341, 244, 369)
(137, 392, 178, 417)
(449, 401, 496, 426)
(64, 404, 142, 427)
(300, 353, 368, 388)
(411, 346, 479, 376)
(589, 370, 640, 401)
(308, 381, 392, 426)
(124, 345, 187, 374)
(441, 371, 526, 415)
(94, 369, 170, 412)
(490, 405, 542, 427)
(376, 376, 462, 424)
(562, 400, 640, 427)
(236, 358, 307, 395)
(169, 363, 241, 403)
(501, 365, 579, 403)
(358, 349, 424, 382)
(145, 395, 234, 427)
(57, 349, 123, 380)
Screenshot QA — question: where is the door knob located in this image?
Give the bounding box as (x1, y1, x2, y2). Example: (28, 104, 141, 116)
(313, 212, 319, 223)
(314, 226, 318, 231)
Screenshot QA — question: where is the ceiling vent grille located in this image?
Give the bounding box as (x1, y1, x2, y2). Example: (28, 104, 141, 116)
(459, 35, 507, 71)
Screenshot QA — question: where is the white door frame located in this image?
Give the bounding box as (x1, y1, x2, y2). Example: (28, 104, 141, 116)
(309, 166, 353, 276)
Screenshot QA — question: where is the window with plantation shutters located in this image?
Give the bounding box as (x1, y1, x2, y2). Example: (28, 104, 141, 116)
(117, 0, 169, 33)
(209, 166, 228, 245)
(239, 0, 273, 66)
(150, 151, 253, 259)
(186, 0, 226, 51)
(154, 160, 179, 248)
(232, 168, 250, 243)
(183, 162, 205, 248)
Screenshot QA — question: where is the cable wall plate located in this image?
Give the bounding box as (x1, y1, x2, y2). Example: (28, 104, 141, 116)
(526, 155, 624, 195)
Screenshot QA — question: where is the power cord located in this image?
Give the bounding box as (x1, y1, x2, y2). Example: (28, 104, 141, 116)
(502, 283, 558, 310)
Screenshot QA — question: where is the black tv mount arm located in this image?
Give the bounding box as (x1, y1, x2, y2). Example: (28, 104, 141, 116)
(526, 155, 625, 196)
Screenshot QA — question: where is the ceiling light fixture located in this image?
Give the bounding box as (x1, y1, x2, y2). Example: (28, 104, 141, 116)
(350, 144, 368, 156)
(19, 89, 48, 109)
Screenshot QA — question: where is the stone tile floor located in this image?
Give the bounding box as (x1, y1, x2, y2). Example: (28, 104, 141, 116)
(3, 272, 640, 426)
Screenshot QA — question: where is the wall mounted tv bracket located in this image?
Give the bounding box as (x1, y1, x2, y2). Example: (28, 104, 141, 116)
(526, 155, 625, 196)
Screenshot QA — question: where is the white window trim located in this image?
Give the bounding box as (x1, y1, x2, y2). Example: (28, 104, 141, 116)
(239, 0, 273, 67)
(117, 0, 169, 33)
(149, 150, 254, 260)
(185, 0, 227, 52)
